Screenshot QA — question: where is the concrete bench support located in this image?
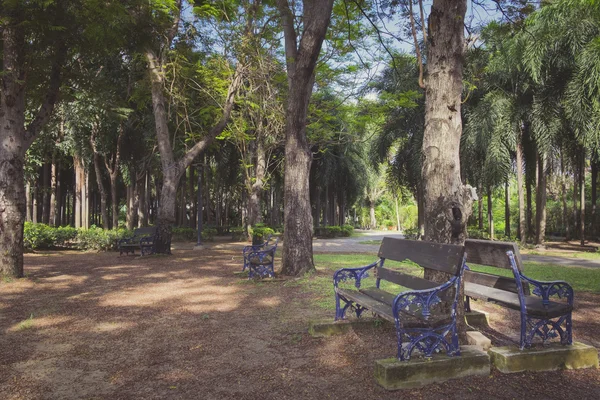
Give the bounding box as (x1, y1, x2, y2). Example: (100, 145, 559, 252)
(489, 342, 599, 373)
(374, 345, 490, 390)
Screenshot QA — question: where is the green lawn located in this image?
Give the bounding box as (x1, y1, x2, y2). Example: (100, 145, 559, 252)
(357, 240, 381, 245)
(289, 254, 600, 311)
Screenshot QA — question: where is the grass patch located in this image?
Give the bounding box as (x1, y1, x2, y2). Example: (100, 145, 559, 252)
(18, 314, 35, 331)
(469, 261, 600, 293)
(357, 240, 381, 245)
(291, 254, 600, 311)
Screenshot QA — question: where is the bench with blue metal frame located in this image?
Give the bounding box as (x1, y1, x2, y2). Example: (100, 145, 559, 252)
(464, 239, 573, 349)
(245, 237, 279, 279)
(118, 227, 158, 256)
(333, 237, 467, 361)
(242, 234, 272, 272)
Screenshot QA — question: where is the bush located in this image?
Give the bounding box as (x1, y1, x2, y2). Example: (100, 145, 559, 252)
(172, 227, 197, 241)
(251, 223, 274, 244)
(315, 225, 343, 238)
(202, 228, 217, 242)
(340, 224, 354, 237)
(24, 222, 56, 250)
(55, 226, 77, 246)
(77, 227, 132, 251)
(231, 227, 245, 241)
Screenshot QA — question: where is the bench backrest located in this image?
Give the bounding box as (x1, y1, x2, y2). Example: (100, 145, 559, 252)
(376, 237, 465, 290)
(464, 239, 529, 295)
(134, 227, 157, 237)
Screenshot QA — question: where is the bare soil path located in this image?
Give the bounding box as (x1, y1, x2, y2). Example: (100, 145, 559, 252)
(1, 248, 599, 399)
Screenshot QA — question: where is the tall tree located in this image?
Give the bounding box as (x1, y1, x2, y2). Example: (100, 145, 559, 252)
(277, 0, 335, 276)
(145, 1, 255, 253)
(421, 0, 473, 252)
(0, 2, 67, 277)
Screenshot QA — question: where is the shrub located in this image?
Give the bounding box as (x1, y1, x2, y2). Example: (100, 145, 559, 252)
(55, 226, 78, 246)
(340, 224, 354, 237)
(251, 223, 275, 243)
(231, 227, 245, 241)
(172, 227, 197, 241)
(315, 225, 343, 238)
(23, 222, 56, 250)
(202, 228, 217, 242)
(77, 227, 132, 251)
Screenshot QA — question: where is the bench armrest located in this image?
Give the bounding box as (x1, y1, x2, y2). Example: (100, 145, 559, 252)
(518, 274, 574, 306)
(118, 238, 132, 246)
(333, 260, 380, 289)
(392, 276, 460, 321)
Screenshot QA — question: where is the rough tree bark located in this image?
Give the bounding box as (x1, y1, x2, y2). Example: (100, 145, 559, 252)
(580, 151, 585, 246)
(516, 138, 527, 243)
(592, 158, 597, 238)
(421, 0, 473, 340)
(487, 186, 494, 240)
(504, 181, 510, 238)
(422, 0, 473, 249)
(277, 0, 335, 276)
(91, 128, 110, 229)
(247, 140, 266, 226)
(535, 153, 547, 245)
(0, 10, 65, 277)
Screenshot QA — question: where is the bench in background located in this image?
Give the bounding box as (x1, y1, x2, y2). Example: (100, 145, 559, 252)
(118, 227, 158, 256)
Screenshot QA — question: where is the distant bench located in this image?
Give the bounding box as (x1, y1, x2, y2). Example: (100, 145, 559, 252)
(463, 239, 574, 349)
(333, 237, 467, 361)
(118, 227, 157, 256)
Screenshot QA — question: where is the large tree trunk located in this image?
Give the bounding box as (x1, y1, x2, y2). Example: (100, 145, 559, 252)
(417, 183, 425, 239)
(535, 153, 547, 245)
(561, 156, 570, 240)
(487, 186, 494, 240)
(580, 151, 586, 246)
(369, 201, 377, 229)
(92, 154, 109, 229)
(505, 181, 510, 238)
(74, 157, 84, 228)
(277, 0, 334, 276)
(138, 172, 148, 228)
(516, 140, 527, 243)
(26, 182, 32, 223)
(421, 0, 471, 343)
(422, 0, 472, 249)
(49, 156, 59, 226)
(247, 140, 266, 226)
(592, 158, 598, 238)
(41, 162, 51, 224)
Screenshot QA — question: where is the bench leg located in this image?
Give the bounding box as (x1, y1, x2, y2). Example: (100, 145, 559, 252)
(522, 313, 573, 349)
(395, 322, 460, 361)
(334, 293, 353, 321)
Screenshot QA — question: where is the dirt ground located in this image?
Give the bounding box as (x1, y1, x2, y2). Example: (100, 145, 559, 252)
(1, 248, 599, 400)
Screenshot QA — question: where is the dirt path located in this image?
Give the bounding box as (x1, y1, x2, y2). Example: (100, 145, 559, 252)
(1, 249, 599, 399)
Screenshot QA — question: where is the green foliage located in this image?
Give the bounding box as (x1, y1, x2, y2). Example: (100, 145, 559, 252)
(340, 224, 354, 237)
(314, 225, 343, 238)
(24, 223, 57, 250)
(172, 227, 196, 241)
(77, 227, 132, 251)
(24, 223, 132, 251)
(250, 223, 274, 242)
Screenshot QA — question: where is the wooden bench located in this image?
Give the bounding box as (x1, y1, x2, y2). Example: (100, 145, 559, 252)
(118, 227, 158, 256)
(464, 239, 573, 349)
(242, 234, 272, 272)
(333, 237, 467, 361)
(245, 237, 278, 279)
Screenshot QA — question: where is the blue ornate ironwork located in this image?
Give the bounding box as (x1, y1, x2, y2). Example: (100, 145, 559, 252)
(246, 238, 278, 279)
(140, 236, 156, 256)
(333, 254, 467, 361)
(506, 251, 573, 349)
(392, 256, 465, 361)
(333, 260, 381, 320)
(242, 234, 272, 271)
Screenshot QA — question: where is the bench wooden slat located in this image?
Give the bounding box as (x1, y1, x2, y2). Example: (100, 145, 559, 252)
(464, 270, 523, 294)
(464, 239, 523, 271)
(338, 288, 453, 328)
(378, 238, 464, 275)
(464, 282, 572, 318)
(376, 268, 440, 290)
